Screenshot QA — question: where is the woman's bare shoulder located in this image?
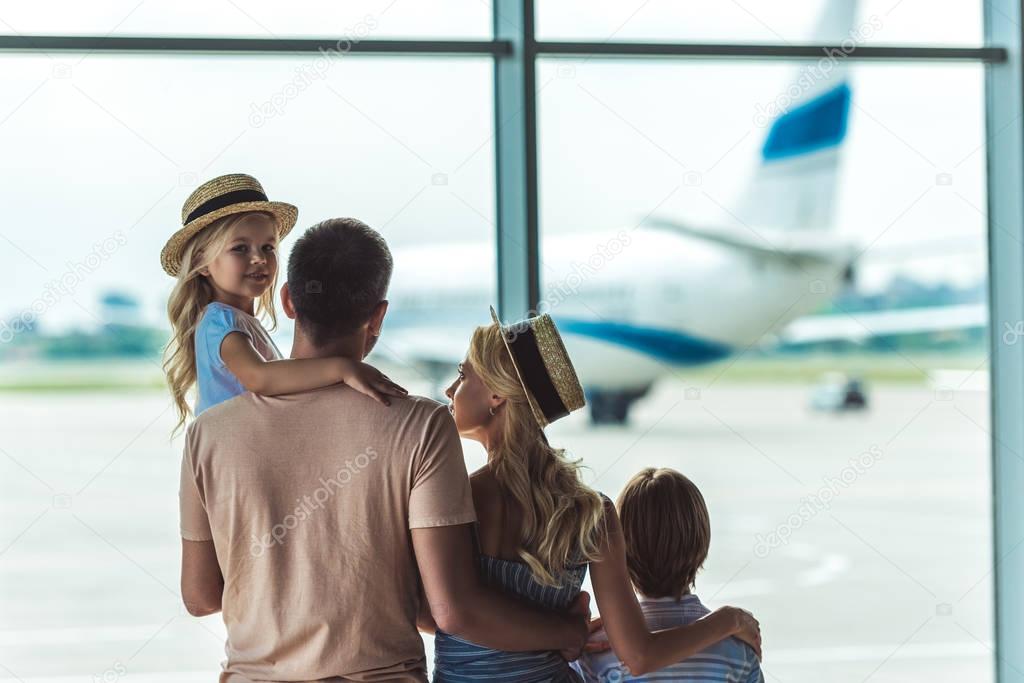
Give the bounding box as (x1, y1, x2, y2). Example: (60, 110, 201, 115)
(469, 466, 499, 506)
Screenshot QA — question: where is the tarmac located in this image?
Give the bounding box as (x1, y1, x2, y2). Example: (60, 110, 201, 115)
(0, 377, 996, 682)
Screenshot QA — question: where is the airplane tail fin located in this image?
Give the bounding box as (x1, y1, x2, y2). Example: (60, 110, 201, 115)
(736, 0, 861, 232)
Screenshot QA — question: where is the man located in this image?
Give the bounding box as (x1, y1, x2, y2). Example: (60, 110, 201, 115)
(179, 217, 588, 682)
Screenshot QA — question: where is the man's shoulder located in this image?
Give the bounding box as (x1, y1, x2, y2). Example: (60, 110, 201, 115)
(194, 390, 251, 421)
(187, 391, 258, 441)
(188, 390, 452, 454)
(191, 390, 446, 432)
(385, 393, 442, 409)
(389, 393, 447, 417)
(326, 388, 446, 421)
(383, 394, 456, 442)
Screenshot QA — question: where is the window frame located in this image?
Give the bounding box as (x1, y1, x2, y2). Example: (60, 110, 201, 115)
(1, 2, 1017, 678)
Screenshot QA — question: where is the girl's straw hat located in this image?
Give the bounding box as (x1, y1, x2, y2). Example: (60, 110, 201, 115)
(489, 305, 586, 427)
(160, 173, 298, 277)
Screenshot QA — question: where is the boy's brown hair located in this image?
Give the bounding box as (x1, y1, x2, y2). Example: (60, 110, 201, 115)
(616, 467, 711, 600)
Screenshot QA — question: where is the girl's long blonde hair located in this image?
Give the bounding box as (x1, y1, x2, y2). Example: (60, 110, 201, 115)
(163, 211, 279, 436)
(467, 323, 607, 586)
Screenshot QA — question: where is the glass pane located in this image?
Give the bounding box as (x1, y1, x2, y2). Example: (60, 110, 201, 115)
(0, 0, 491, 39)
(0, 53, 494, 676)
(537, 0, 983, 47)
(538, 57, 992, 682)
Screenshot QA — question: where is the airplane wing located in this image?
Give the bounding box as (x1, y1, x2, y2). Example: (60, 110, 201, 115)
(779, 303, 987, 345)
(648, 217, 858, 264)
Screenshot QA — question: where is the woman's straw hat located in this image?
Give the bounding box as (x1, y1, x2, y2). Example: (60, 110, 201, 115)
(160, 173, 298, 277)
(489, 305, 586, 427)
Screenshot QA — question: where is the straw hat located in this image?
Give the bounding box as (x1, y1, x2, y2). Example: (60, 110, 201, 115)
(489, 305, 586, 427)
(160, 173, 298, 277)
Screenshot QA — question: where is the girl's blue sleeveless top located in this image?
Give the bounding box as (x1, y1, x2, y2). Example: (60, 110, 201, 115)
(433, 553, 588, 682)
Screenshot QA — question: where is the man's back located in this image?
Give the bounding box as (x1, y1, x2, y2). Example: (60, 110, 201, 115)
(575, 594, 763, 683)
(179, 385, 476, 682)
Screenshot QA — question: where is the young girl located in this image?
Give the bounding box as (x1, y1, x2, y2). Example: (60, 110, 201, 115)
(161, 173, 407, 434)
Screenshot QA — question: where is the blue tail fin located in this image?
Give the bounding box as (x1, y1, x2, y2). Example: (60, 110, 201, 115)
(736, 0, 859, 231)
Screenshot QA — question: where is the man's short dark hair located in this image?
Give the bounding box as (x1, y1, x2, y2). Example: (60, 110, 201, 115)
(286, 217, 393, 345)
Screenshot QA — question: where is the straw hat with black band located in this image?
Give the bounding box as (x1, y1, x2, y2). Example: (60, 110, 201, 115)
(160, 173, 298, 277)
(489, 306, 586, 428)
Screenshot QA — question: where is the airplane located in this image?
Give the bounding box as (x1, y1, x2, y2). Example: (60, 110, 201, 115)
(377, 0, 985, 424)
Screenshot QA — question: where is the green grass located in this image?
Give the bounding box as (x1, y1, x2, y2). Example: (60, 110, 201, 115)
(681, 353, 971, 384)
(0, 352, 987, 392)
(0, 379, 168, 392)
(0, 360, 167, 393)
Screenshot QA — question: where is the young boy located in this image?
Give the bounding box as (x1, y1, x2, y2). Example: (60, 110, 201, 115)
(575, 467, 763, 682)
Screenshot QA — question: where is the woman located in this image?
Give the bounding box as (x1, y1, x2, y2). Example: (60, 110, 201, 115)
(420, 307, 761, 682)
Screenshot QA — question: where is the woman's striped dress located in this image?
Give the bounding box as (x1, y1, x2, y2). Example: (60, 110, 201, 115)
(433, 554, 588, 682)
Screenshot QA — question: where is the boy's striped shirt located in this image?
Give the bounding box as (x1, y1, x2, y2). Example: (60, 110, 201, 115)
(574, 594, 763, 683)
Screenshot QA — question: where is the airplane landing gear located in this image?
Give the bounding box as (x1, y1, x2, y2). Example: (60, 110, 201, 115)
(587, 386, 651, 425)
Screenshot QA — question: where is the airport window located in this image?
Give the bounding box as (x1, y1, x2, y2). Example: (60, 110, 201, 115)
(0, 1, 492, 39)
(0, 52, 495, 348)
(0, 51, 495, 677)
(537, 55, 993, 680)
(536, 0, 983, 47)
(0, 1, 1016, 682)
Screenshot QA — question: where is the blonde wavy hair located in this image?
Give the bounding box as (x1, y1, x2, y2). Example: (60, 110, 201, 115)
(162, 211, 279, 436)
(467, 323, 607, 586)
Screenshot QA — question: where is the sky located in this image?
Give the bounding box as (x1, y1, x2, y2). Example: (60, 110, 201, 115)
(0, 0, 991, 332)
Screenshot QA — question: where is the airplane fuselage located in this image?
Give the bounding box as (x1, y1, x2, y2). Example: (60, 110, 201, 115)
(386, 227, 847, 393)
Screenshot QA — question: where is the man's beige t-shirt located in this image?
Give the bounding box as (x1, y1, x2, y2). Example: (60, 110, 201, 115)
(179, 385, 476, 683)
